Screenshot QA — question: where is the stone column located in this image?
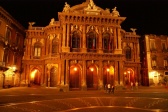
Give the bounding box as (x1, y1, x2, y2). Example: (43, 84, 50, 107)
(81, 60, 87, 90)
(82, 25, 87, 52)
(113, 27, 117, 49)
(117, 28, 122, 50)
(114, 28, 122, 54)
(98, 26, 103, 53)
(65, 60, 69, 86)
(60, 60, 65, 86)
(66, 24, 70, 47)
(98, 61, 103, 89)
(119, 61, 124, 86)
(114, 61, 119, 85)
(0, 71, 3, 89)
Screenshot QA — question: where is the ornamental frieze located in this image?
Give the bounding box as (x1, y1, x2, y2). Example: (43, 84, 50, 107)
(60, 52, 124, 60)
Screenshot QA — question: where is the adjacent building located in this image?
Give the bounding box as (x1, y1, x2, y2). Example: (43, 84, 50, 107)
(22, 0, 141, 91)
(141, 34, 168, 86)
(0, 6, 25, 88)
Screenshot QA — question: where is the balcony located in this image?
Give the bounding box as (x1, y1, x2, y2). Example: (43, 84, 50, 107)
(70, 48, 81, 52)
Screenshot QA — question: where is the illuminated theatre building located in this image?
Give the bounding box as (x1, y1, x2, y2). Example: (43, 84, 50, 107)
(22, 0, 141, 91)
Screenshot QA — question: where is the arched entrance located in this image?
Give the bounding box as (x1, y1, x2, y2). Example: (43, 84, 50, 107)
(86, 65, 98, 90)
(103, 66, 114, 87)
(50, 67, 57, 87)
(124, 68, 134, 85)
(30, 69, 41, 85)
(69, 65, 81, 90)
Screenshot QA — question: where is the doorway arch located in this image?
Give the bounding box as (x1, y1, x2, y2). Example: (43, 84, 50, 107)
(69, 64, 81, 90)
(86, 65, 98, 90)
(30, 68, 41, 85)
(50, 67, 57, 87)
(124, 68, 134, 85)
(103, 66, 114, 87)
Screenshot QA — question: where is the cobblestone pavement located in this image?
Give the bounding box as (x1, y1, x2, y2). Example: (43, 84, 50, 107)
(0, 86, 168, 112)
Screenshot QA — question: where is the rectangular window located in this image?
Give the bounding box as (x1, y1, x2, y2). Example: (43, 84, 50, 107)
(164, 60, 168, 67)
(161, 40, 167, 51)
(151, 60, 156, 67)
(150, 39, 156, 50)
(165, 72, 168, 75)
(34, 47, 41, 57)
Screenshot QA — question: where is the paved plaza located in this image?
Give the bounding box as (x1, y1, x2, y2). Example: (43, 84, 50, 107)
(0, 86, 168, 112)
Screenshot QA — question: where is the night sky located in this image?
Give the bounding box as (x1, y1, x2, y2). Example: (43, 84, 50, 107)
(0, 0, 168, 35)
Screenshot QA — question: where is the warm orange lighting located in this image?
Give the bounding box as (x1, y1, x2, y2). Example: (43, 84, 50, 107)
(74, 67, 77, 71)
(128, 71, 130, 74)
(107, 68, 109, 72)
(90, 68, 94, 72)
(31, 69, 37, 79)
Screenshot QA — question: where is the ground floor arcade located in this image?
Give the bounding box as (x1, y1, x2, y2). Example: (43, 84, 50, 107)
(21, 59, 141, 91)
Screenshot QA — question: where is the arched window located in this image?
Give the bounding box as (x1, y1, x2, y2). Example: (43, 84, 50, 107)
(72, 31, 80, 48)
(102, 33, 111, 50)
(125, 46, 131, 60)
(34, 42, 42, 58)
(87, 31, 97, 49)
(52, 37, 59, 53)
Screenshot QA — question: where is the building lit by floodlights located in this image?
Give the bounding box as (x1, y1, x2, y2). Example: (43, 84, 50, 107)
(0, 6, 25, 88)
(141, 34, 168, 86)
(21, 0, 141, 91)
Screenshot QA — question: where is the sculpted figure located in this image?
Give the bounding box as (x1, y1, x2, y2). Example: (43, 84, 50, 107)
(50, 18, 55, 25)
(112, 7, 120, 17)
(63, 2, 70, 12)
(28, 22, 35, 29)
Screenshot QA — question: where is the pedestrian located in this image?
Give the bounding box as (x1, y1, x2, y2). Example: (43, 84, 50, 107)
(107, 83, 111, 93)
(131, 82, 133, 90)
(111, 85, 115, 94)
(105, 84, 108, 93)
(135, 82, 138, 89)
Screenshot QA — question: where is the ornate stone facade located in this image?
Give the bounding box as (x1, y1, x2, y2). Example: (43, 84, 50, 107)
(22, 0, 141, 91)
(0, 6, 25, 88)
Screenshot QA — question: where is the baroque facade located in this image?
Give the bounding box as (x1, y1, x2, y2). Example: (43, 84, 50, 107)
(141, 34, 168, 86)
(22, 0, 141, 91)
(0, 7, 25, 88)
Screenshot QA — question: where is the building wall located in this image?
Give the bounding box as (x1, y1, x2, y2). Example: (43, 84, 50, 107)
(22, 0, 141, 91)
(0, 6, 25, 88)
(142, 34, 168, 86)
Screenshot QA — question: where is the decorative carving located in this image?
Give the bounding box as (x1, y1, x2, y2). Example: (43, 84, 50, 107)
(130, 28, 137, 35)
(28, 22, 35, 29)
(49, 18, 55, 25)
(105, 8, 110, 14)
(111, 7, 120, 17)
(63, 2, 70, 12)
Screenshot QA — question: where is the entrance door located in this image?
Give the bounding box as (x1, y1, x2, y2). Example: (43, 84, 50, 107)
(69, 67, 80, 89)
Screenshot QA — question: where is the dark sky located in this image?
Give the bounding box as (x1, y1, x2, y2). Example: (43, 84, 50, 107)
(0, 0, 168, 35)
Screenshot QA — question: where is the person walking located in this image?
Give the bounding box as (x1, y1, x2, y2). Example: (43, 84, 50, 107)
(111, 85, 115, 94)
(131, 82, 133, 90)
(107, 84, 111, 93)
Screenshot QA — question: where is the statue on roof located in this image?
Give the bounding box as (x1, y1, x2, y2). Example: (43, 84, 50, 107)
(49, 18, 55, 25)
(130, 28, 137, 35)
(63, 2, 70, 12)
(111, 7, 120, 17)
(85, 0, 98, 10)
(28, 22, 35, 29)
